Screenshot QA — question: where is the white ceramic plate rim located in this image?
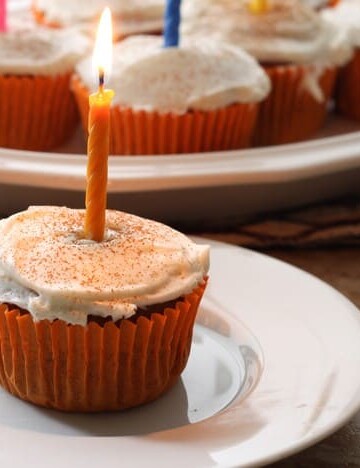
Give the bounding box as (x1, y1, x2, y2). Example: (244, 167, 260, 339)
(192, 239, 360, 467)
(1, 131, 360, 192)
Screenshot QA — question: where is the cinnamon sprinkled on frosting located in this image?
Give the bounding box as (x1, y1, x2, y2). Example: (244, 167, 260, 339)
(181, 0, 351, 66)
(75, 35, 271, 114)
(0, 28, 90, 75)
(0, 207, 209, 325)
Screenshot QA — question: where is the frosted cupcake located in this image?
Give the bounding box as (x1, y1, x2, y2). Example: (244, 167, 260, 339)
(322, 0, 360, 120)
(0, 206, 209, 412)
(182, 0, 352, 145)
(32, 0, 164, 39)
(0, 27, 90, 150)
(73, 35, 270, 155)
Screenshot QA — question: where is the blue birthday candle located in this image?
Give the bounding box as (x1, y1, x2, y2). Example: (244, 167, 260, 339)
(164, 0, 181, 47)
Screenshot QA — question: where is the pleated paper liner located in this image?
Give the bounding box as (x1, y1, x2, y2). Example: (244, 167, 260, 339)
(72, 76, 259, 155)
(335, 49, 360, 121)
(253, 65, 337, 146)
(0, 280, 207, 412)
(0, 73, 79, 151)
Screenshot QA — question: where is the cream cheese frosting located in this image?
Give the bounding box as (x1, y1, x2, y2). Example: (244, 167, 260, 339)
(322, 0, 360, 47)
(181, 0, 352, 67)
(34, 0, 164, 36)
(0, 27, 90, 75)
(75, 35, 271, 114)
(0, 207, 209, 326)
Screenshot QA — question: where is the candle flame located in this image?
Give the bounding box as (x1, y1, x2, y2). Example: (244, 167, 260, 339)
(92, 7, 113, 85)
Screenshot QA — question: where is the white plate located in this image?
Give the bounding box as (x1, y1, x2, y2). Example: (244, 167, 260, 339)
(1, 122, 360, 223)
(1, 239, 360, 467)
(1, 122, 360, 192)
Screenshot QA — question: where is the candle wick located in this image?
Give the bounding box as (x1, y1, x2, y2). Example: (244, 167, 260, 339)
(99, 68, 105, 92)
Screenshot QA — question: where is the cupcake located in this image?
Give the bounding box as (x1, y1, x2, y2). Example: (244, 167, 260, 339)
(0, 27, 90, 151)
(0, 206, 209, 412)
(322, 0, 360, 120)
(72, 35, 270, 155)
(182, 0, 352, 146)
(32, 0, 165, 39)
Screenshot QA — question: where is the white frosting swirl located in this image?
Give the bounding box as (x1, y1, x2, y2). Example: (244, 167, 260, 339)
(75, 35, 271, 114)
(322, 0, 360, 47)
(181, 0, 352, 66)
(0, 207, 209, 326)
(34, 0, 164, 36)
(0, 27, 90, 75)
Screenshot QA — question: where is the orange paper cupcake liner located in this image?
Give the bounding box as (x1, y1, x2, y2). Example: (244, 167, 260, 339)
(253, 65, 337, 146)
(0, 73, 79, 151)
(335, 49, 360, 121)
(0, 280, 207, 412)
(72, 76, 259, 155)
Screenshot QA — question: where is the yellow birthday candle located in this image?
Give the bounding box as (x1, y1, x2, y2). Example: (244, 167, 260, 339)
(85, 7, 115, 242)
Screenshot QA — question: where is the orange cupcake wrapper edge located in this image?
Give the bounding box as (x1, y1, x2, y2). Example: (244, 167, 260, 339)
(72, 76, 258, 155)
(0, 74, 79, 151)
(336, 49, 360, 120)
(0, 280, 207, 412)
(254, 65, 338, 146)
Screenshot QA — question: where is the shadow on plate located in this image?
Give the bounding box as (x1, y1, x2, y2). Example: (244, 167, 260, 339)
(0, 379, 189, 437)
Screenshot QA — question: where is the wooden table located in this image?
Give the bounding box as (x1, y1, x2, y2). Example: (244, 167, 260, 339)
(263, 247, 360, 467)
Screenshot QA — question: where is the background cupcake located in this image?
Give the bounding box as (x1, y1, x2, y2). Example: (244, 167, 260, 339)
(182, 0, 352, 146)
(32, 0, 165, 39)
(322, 0, 360, 120)
(73, 35, 270, 155)
(0, 26, 89, 150)
(0, 206, 209, 412)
